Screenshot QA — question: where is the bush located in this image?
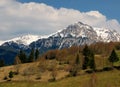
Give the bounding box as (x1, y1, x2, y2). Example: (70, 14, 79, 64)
(3, 76, 8, 80)
(85, 70, 94, 74)
(69, 69, 77, 77)
(9, 71, 14, 80)
(48, 77, 56, 82)
(114, 66, 120, 70)
(94, 69, 103, 72)
(103, 67, 113, 71)
(35, 77, 41, 80)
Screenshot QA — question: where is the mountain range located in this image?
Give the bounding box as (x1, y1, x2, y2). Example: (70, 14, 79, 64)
(0, 21, 120, 64)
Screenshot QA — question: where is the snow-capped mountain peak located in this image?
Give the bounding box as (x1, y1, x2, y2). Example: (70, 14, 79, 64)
(1, 21, 120, 50)
(11, 34, 41, 45)
(52, 21, 98, 40)
(1, 34, 41, 46)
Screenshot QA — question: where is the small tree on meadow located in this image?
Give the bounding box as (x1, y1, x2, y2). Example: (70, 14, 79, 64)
(28, 48, 35, 62)
(89, 51, 96, 71)
(82, 45, 90, 69)
(18, 50, 27, 63)
(75, 54, 80, 65)
(82, 45, 96, 70)
(9, 71, 13, 81)
(35, 48, 39, 60)
(108, 49, 119, 68)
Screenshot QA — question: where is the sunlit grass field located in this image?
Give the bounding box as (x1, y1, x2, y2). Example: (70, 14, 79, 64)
(0, 69, 120, 87)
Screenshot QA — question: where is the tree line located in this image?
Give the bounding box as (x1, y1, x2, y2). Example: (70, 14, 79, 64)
(14, 48, 40, 64)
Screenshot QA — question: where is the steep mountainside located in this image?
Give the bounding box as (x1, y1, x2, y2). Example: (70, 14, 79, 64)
(0, 21, 120, 64)
(30, 22, 120, 52)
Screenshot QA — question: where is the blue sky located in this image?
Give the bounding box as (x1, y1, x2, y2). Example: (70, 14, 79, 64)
(17, 0, 120, 22)
(0, 0, 120, 41)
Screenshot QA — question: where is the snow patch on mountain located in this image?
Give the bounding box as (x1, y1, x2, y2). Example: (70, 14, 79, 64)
(1, 34, 42, 46)
(94, 27, 120, 42)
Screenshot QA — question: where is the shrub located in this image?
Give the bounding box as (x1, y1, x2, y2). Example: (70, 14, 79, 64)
(3, 76, 8, 80)
(114, 66, 120, 70)
(35, 77, 41, 80)
(103, 67, 113, 71)
(9, 71, 14, 80)
(69, 70, 77, 77)
(48, 77, 56, 82)
(85, 70, 94, 74)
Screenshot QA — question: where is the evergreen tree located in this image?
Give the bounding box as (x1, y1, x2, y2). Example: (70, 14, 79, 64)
(89, 51, 96, 70)
(83, 45, 91, 56)
(82, 45, 96, 70)
(0, 59, 5, 67)
(108, 49, 119, 68)
(82, 56, 89, 69)
(35, 48, 39, 60)
(28, 48, 35, 62)
(18, 50, 27, 63)
(82, 45, 90, 69)
(9, 71, 13, 80)
(75, 54, 80, 65)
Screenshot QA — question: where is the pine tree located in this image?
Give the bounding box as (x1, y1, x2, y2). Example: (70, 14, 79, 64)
(82, 45, 90, 69)
(9, 71, 13, 80)
(108, 49, 119, 68)
(28, 48, 35, 62)
(82, 45, 96, 70)
(0, 59, 5, 67)
(82, 56, 89, 69)
(83, 45, 91, 57)
(35, 48, 39, 60)
(75, 54, 80, 65)
(89, 51, 96, 71)
(18, 50, 27, 63)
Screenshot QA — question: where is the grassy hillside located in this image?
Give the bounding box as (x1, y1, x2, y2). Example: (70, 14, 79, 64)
(0, 70, 120, 87)
(1, 43, 120, 87)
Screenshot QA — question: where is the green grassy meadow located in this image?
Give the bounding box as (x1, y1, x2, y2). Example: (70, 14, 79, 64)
(0, 69, 120, 87)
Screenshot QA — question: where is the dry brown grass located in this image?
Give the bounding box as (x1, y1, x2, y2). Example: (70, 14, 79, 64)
(0, 61, 69, 82)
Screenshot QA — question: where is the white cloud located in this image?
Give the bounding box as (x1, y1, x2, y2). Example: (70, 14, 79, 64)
(0, 0, 120, 40)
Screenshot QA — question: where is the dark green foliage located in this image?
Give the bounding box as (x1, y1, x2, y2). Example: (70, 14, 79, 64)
(82, 45, 91, 56)
(115, 44, 120, 50)
(3, 76, 8, 80)
(9, 71, 14, 80)
(82, 45, 90, 69)
(108, 49, 119, 67)
(89, 51, 96, 70)
(18, 50, 27, 63)
(75, 54, 80, 65)
(0, 59, 5, 67)
(103, 67, 113, 71)
(82, 45, 96, 70)
(35, 48, 39, 60)
(82, 56, 89, 69)
(28, 48, 35, 62)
